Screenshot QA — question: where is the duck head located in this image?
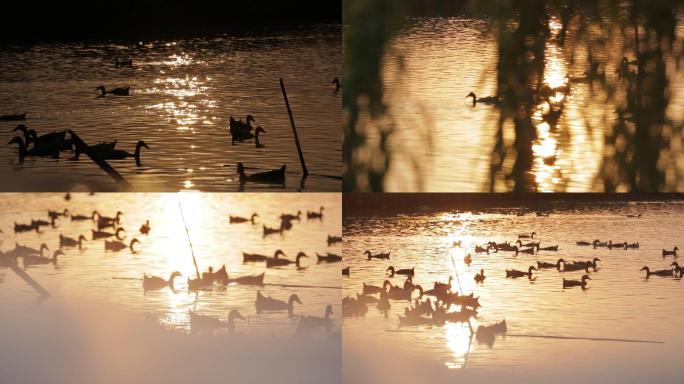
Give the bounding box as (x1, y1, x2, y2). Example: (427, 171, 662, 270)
(12, 124, 28, 135)
(295, 251, 308, 266)
(255, 126, 266, 135)
(581, 275, 591, 282)
(246, 115, 256, 124)
(414, 284, 423, 297)
(640, 266, 650, 274)
(528, 266, 537, 274)
(115, 227, 126, 240)
(129, 238, 140, 252)
(670, 262, 680, 269)
(324, 304, 333, 319)
(288, 294, 303, 307)
(382, 279, 393, 290)
(169, 271, 182, 281)
(95, 85, 106, 95)
(228, 309, 246, 322)
(364, 250, 372, 260)
(274, 249, 286, 258)
(386, 266, 395, 277)
(52, 250, 65, 261)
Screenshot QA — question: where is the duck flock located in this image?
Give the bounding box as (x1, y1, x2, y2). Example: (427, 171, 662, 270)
(2, 59, 342, 188)
(0, 195, 343, 338)
(342, 212, 680, 346)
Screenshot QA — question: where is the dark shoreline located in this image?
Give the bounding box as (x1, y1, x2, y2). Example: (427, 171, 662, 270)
(0, 1, 340, 44)
(343, 193, 684, 217)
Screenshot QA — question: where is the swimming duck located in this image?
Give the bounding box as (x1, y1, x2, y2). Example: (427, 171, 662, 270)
(200, 265, 229, 283)
(384, 280, 422, 301)
(576, 241, 591, 246)
(662, 247, 679, 257)
(71, 211, 98, 221)
(228, 115, 256, 143)
(362, 282, 384, 295)
(624, 242, 639, 249)
(236, 162, 286, 185)
(342, 296, 367, 318)
(262, 224, 283, 237)
(518, 232, 536, 239)
(0, 112, 26, 121)
(139, 220, 151, 235)
(32, 219, 52, 230)
(8, 136, 59, 159)
(307, 206, 324, 220)
(92, 228, 126, 240)
(342, 267, 350, 276)
(266, 251, 308, 268)
(671, 262, 683, 278)
(440, 292, 481, 309)
(243, 249, 286, 263)
(48, 208, 69, 220)
(98, 211, 122, 226)
(475, 245, 489, 254)
(14, 222, 38, 233)
(476, 319, 507, 347)
(474, 269, 486, 284)
(143, 271, 182, 291)
(316, 252, 342, 263)
(296, 305, 334, 335)
(327, 235, 342, 246)
(230, 213, 258, 224)
(95, 85, 130, 96)
(537, 244, 558, 252)
(573, 258, 601, 270)
(254, 127, 266, 148)
(114, 58, 133, 68)
(640, 266, 674, 278)
(433, 276, 453, 292)
(386, 266, 415, 277)
(6, 242, 49, 259)
(364, 250, 390, 260)
(190, 309, 245, 335)
(464, 254, 472, 266)
(506, 266, 537, 279)
(626, 213, 641, 218)
(255, 291, 302, 316)
(537, 258, 565, 270)
(97, 141, 149, 166)
(22, 250, 64, 268)
(593, 239, 611, 249)
(280, 211, 302, 222)
(13, 125, 70, 150)
(73, 140, 118, 160)
(562, 275, 591, 289)
(513, 246, 535, 256)
(332, 77, 341, 93)
(562, 262, 590, 273)
(225, 271, 265, 285)
(59, 234, 86, 250)
(466, 92, 499, 106)
(104, 238, 139, 253)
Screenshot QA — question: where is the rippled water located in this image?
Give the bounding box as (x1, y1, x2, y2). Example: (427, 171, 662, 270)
(0, 192, 341, 338)
(373, 17, 684, 192)
(0, 25, 341, 192)
(343, 201, 683, 383)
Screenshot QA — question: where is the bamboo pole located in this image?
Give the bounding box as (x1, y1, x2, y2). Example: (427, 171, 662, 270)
(279, 78, 308, 176)
(1, 254, 50, 297)
(178, 203, 201, 280)
(68, 130, 132, 189)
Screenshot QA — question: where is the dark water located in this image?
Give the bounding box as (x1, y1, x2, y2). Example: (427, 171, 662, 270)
(0, 25, 341, 192)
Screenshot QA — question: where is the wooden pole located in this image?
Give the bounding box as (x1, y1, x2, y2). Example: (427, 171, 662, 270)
(68, 130, 132, 190)
(1, 254, 50, 297)
(279, 78, 308, 176)
(178, 203, 201, 280)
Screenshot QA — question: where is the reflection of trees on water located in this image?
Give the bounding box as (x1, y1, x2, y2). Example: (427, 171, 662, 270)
(343, 0, 683, 192)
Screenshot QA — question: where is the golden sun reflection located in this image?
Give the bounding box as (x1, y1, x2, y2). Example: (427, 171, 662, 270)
(444, 322, 474, 369)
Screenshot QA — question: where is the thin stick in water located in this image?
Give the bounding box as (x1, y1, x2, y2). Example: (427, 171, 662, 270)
(179, 203, 201, 280)
(279, 78, 308, 176)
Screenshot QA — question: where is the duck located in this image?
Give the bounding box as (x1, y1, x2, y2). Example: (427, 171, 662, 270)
(624, 242, 639, 249)
(71, 211, 98, 221)
(8, 136, 59, 159)
(475, 245, 489, 254)
(280, 211, 302, 222)
(32, 219, 52, 230)
(342, 296, 367, 318)
(562, 275, 591, 289)
(296, 305, 334, 335)
(307, 206, 324, 220)
(266, 251, 308, 268)
(662, 247, 679, 257)
(640, 266, 674, 278)
(342, 267, 350, 276)
(537, 244, 558, 252)
(671, 262, 683, 278)
(516, 240, 539, 248)
(95, 85, 130, 96)
(255, 291, 302, 316)
(48, 208, 69, 220)
(104, 238, 140, 253)
(243, 249, 286, 263)
(476, 319, 507, 346)
(230, 213, 258, 224)
(22, 250, 64, 268)
(201, 265, 229, 283)
(593, 239, 611, 248)
(364, 250, 390, 260)
(114, 58, 133, 68)
(386, 266, 415, 277)
(513, 246, 535, 256)
(327, 235, 342, 246)
(254, 127, 266, 148)
(0, 112, 26, 121)
(262, 224, 283, 236)
(13, 125, 70, 150)
(464, 254, 472, 266)
(537, 258, 564, 270)
(5, 242, 49, 258)
(228, 115, 256, 143)
(236, 162, 286, 185)
(576, 241, 591, 246)
(562, 262, 590, 273)
(625, 213, 641, 218)
(139, 220, 151, 235)
(92, 228, 126, 240)
(433, 276, 453, 292)
(332, 77, 342, 93)
(73, 140, 118, 160)
(14, 222, 38, 233)
(466, 92, 499, 106)
(474, 269, 486, 284)
(143, 271, 182, 291)
(97, 141, 149, 166)
(362, 282, 384, 295)
(59, 234, 86, 250)
(574, 258, 601, 270)
(190, 309, 245, 335)
(98, 211, 122, 225)
(505, 266, 537, 279)
(316, 252, 342, 263)
(384, 280, 422, 301)
(518, 232, 536, 239)
(440, 292, 481, 309)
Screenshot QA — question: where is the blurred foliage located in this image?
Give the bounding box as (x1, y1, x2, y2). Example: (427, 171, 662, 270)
(343, 0, 684, 192)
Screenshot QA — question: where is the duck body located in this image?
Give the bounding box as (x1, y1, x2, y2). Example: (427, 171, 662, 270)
(97, 141, 149, 166)
(22, 250, 64, 268)
(474, 269, 486, 284)
(8, 136, 60, 159)
(562, 275, 591, 289)
(307, 207, 324, 220)
(316, 252, 342, 263)
(105, 238, 139, 252)
(576, 241, 591, 246)
(226, 272, 265, 285)
(59, 234, 86, 250)
(327, 235, 342, 246)
(364, 250, 390, 260)
(190, 309, 244, 335)
(266, 252, 307, 268)
(255, 291, 302, 315)
(96, 85, 130, 96)
(662, 247, 679, 257)
(641, 266, 674, 278)
(386, 266, 414, 277)
(243, 249, 285, 263)
(537, 258, 564, 270)
(92, 228, 125, 240)
(506, 266, 537, 279)
(297, 305, 334, 334)
(466, 92, 499, 106)
(143, 271, 181, 291)
(139, 220, 151, 235)
(237, 162, 286, 185)
(230, 213, 258, 224)
(0, 112, 26, 121)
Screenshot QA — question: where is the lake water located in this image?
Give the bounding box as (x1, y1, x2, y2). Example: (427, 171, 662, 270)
(0, 25, 341, 192)
(343, 200, 683, 383)
(364, 15, 684, 192)
(0, 192, 341, 336)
